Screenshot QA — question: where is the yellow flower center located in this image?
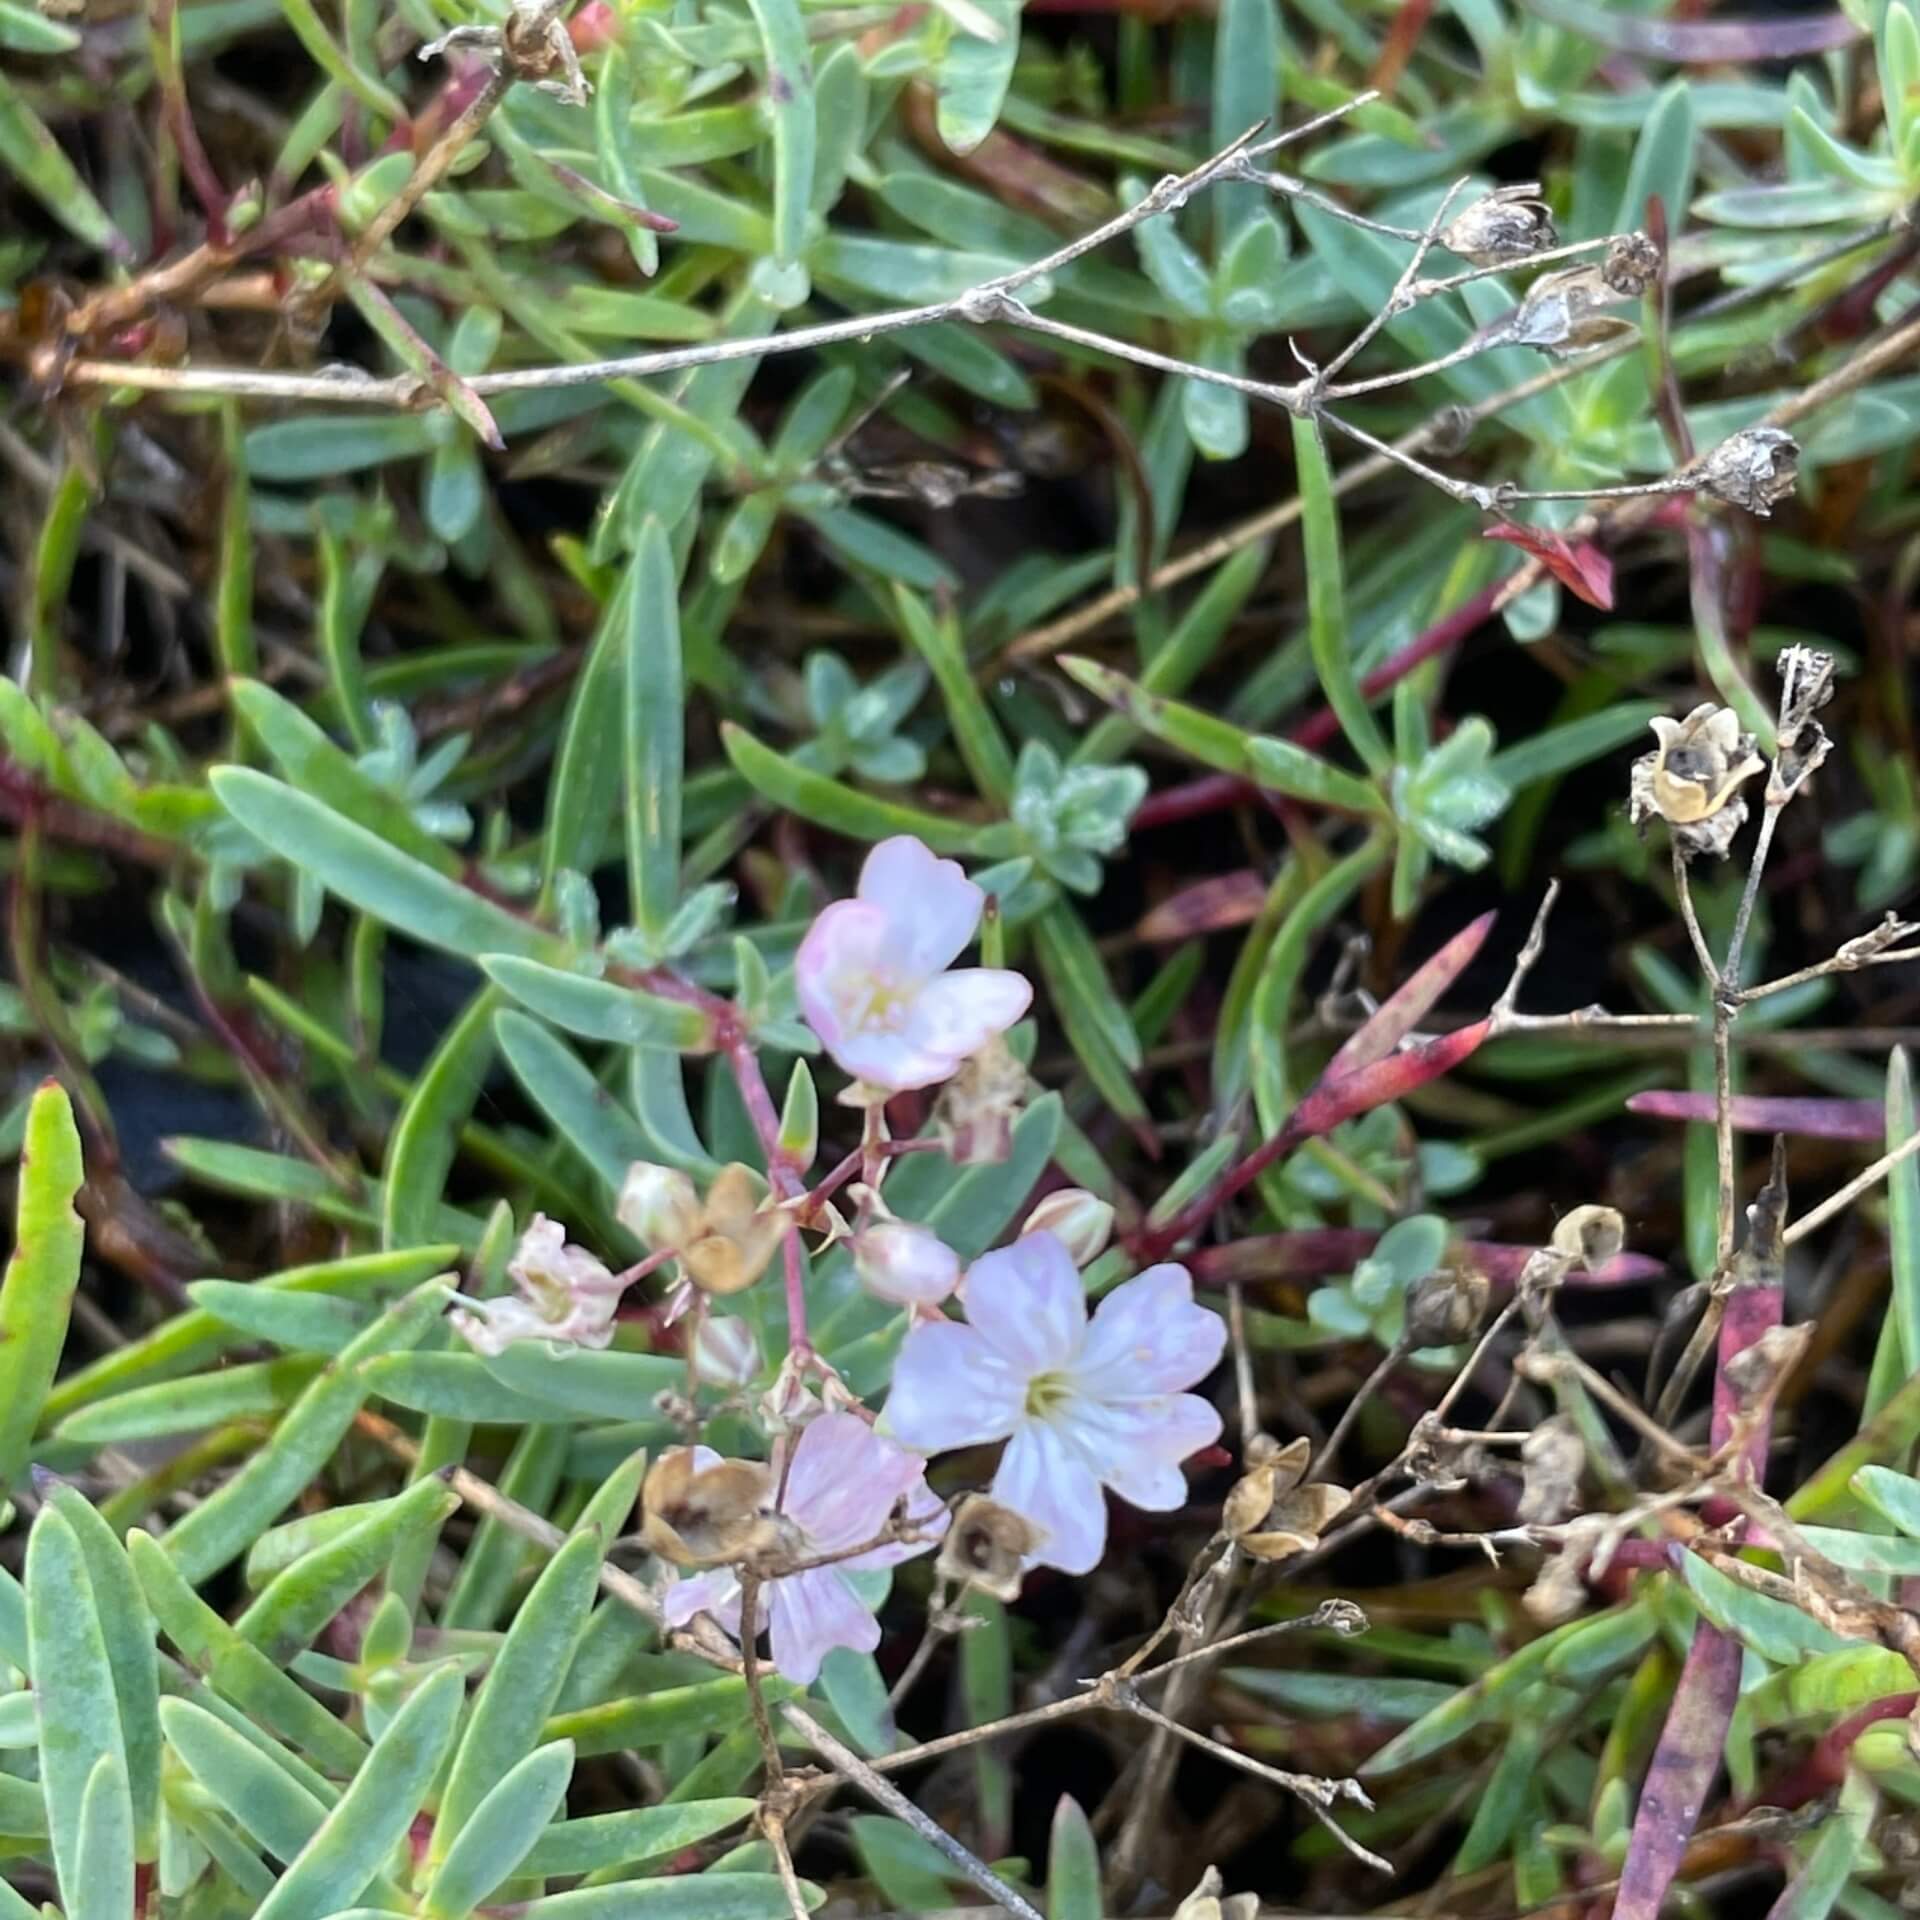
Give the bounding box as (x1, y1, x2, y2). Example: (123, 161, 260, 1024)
(1025, 1370, 1073, 1419)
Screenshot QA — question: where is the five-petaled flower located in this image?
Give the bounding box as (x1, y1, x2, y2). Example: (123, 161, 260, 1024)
(884, 1232, 1226, 1575)
(451, 1215, 624, 1355)
(795, 836, 1032, 1093)
(661, 1412, 946, 1684)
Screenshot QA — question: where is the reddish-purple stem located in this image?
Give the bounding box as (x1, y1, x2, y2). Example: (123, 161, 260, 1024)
(1190, 1231, 1665, 1289)
(1628, 1091, 1882, 1140)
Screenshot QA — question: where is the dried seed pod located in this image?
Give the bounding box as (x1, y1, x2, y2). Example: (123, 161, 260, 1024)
(1523, 1544, 1591, 1625)
(932, 1033, 1027, 1166)
(1630, 703, 1765, 859)
(1502, 265, 1638, 355)
(1172, 1868, 1260, 1920)
(1440, 185, 1558, 268)
(681, 1162, 784, 1295)
(1770, 642, 1834, 800)
(936, 1494, 1044, 1603)
(1602, 231, 1662, 296)
(1518, 1414, 1586, 1525)
(1549, 1204, 1626, 1274)
(1700, 426, 1799, 518)
(640, 1448, 788, 1567)
(1223, 1435, 1351, 1562)
(1405, 1265, 1491, 1347)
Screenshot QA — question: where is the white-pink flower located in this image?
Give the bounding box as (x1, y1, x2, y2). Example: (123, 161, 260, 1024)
(661, 1412, 946, 1685)
(451, 1215, 625, 1356)
(795, 836, 1032, 1093)
(852, 1219, 961, 1308)
(883, 1232, 1225, 1575)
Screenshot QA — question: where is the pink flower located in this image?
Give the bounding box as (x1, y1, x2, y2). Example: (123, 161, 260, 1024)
(661, 1412, 946, 1684)
(852, 1219, 962, 1308)
(451, 1215, 625, 1356)
(883, 1233, 1225, 1575)
(795, 837, 1032, 1093)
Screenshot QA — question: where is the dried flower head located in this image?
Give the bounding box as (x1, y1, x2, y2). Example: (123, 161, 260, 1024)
(1517, 1414, 1586, 1525)
(932, 1031, 1028, 1166)
(1020, 1188, 1116, 1268)
(617, 1161, 704, 1253)
(449, 1214, 625, 1355)
(1602, 230, 1662, 296)
(1171, 1868, 1260, 1920)
(1522, 1542, 1591, 1625)
(1503, 265, 1637, 355)
(1700, 427, 1799, 518)
(640, 1447, 787, 1568)
(681, 1163, 784, 1295)
(1722, 1321, 1813, 1409)
(1440, 185, 1557, 268)
(1405, 1265, 1491, 1348)
(1630, 704, 1764, 859)
(1771, 643, 1834, 800)
(1549, 1204, 1626, 1274)
(1222, 1434, 1351, 1562)
(936, 1493, 1044, 1603)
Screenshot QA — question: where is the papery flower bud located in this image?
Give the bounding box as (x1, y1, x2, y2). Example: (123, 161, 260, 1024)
(1440, 185, 1556, 268)
(1221, 1434, 1350, 1563)
(617, 1161, 703, 1251)
(1549, 1204, 1626, 1274)
(1602, 231, 1661, 296)
(682, 1163, 783, 1295)
(1020, 1189, 1115, 1268)
(1172, 1865, 1259, 1920)
(1699, 426, 1798, 518)
(1405, 1265, 1490, 1348)
(932, 1033, 1027, 1166)
(641, 1447, 790, 1567)
(1630, 704, 1764, 860)
(936, 1493, 1044, 1603)
(689, 1314, 761, 1388)
(852, 1220, 962, 1308)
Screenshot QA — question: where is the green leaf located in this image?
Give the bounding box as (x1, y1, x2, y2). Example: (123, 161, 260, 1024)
(27, 1506, 128, 1904)
(0, 1, 81, 51)
(183, 1279, 375, 1356)
(503, 1874, 820, 1920)
(817, 1647, 897, 1757)
(0, 68, 124, 255)
(1486, 702, 1662, 790)
(544, 563, 631, 890)
(0, 1079, 85, 1497)
(243, 414, 441, 481)
(1293, 415, 1390, 776)
(233, 1474, 460, 1663)
(495, 1011, 660, 1190)
(722, 723, 1011, 856)
(361, 1349, 599, 1424)
(425, 1740, 575, 1920)
(157, 1279, 449, 1584)
(547, 1675, 800, 1755)
(72, 1752, 135, 1920)
(626, 518, 685, 941)
(159, 1696, 333, 1864)
(1677, 1551, 1850, 1663)
(255, 1664, 464, 1920)
(481, 1340, 684, 1420)
(481, 956, 714, 1051)
(936, 0, 1022, 156)
(518, 1798, 756, 1877)
(212, 768, 565, 963)
(745, 0, 814, 276)
(385, 987, 499, 1250)
(1210, 0, 1280, 246)
(1614, 80, 1696, 234)
(431, 1526, 604, 1861)
(1046, 1795, 1102, 1920)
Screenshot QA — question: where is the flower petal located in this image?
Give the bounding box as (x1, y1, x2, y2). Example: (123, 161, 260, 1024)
(993, 1419, 1107, 1575)
(885, 1320, 1025, 1452)
(782, 1412, 933, 1554)
(765, 1568, 881, 1685)
(1074, 1263, 1226, 1400)
(901, 969, 1033, 1070)
(1058, 1392, 1221, 1511)
(858, 837, 984, 975)
(795, 898, 895, 1061)
(661, 1567, 742, 1635)
(963, 1233, 1086, 1376)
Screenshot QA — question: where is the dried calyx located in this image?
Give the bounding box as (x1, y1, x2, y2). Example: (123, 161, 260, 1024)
(932, 1033, 1027, 1166)
(617, 1159, 784, 1296)
(1770, 643, 1835, 801)
(1440, 185, 1557, 268)
(1550, 1204, 1626, 1273)
(1517, 1414, 1586, 1525)
(935, 1493, 1044, 1602)
(1700, 426, 1800, 518)
(1222, 1435, 1351, 1562)
(1172, 1867, 1260, 1920)
(1501, 264, 1638, 355)
(1406, 1264, 1491, 1347)
(640, 1447, 795, 1568)
(1630, 704, 1765, 859)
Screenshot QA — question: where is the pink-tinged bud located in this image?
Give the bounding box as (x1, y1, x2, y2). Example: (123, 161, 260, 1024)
(689, 1314, 761, 1388)
(617, 1161, 702, 1251)
(852, 1220, 961, 1307)
(1021, 1189, 1114, 1268)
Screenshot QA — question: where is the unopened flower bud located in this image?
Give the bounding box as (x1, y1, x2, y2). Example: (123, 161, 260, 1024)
(681, 1163, 783, 1295)
(617, 1161, 703, 1251)
(689, 1314, 761, 1388)
(1020, 1190, 1115, 1268)
(1405, 1265, 1490, 1348)
(1602, 231, 1662, 296)
(1440, 185, 1556, 268)
(852, 1220, 961, 1308)
(641, 1447, 789, 1567)
(1700, 426, 1798, 518)
(935, 1493, 1044, 1602)
(1630, 704, 1764, 860)
(1549, 1204, 1626, 1274)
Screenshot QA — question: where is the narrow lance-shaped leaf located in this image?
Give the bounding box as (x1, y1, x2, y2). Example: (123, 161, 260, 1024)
(626, 517, 685, 941)
(744, 0, 814, 278)
(159, 1696, 334, 1864)
(481, 956, 715, 1051)
(71, 1752, 135, 1920)
(1046, 1795, 1101, 1920)
(1325, 911, 1496, 1081)
(0, 1080, 85, 1498)
(384, 986, 500, 1250)
(423, 1739, 575, 1920)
